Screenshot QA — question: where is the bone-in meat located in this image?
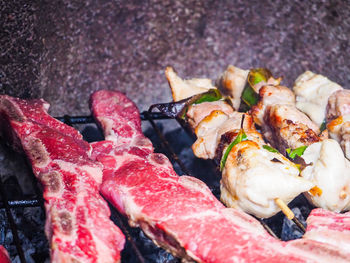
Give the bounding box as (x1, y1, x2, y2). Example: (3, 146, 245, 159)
(0, 95, 125, 263)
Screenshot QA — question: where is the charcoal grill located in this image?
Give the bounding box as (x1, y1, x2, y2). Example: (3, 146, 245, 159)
(0, 110, 311, 262)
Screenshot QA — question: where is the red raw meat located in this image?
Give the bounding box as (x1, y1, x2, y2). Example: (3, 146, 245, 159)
(0, 246, 11, 263)
(91, 90, 350, 263)
(304, 208, 350, 251)
(0, 96, 125, 263)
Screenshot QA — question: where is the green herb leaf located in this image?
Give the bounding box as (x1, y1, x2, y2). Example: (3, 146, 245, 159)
(263, 145, 278, 153)
(320, 120, 327, 132)
(286, 146, 308, 159)
(220, 129, 248, 171)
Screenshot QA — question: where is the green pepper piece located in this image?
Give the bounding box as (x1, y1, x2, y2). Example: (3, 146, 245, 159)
(179, 89, 223, 119)
(193, 89, 222, 105)
(220, 129, 248, 171)
(286, 146, 308, 159)
(320, 120, 327, 132)
(241, 84, 259, 108)
(248, 68, 273, 87)
(240, 68, 273, 110)
(263, 145, 278, 153)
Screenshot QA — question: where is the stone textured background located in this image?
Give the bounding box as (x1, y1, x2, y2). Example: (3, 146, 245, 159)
(1, 0, 350, 115)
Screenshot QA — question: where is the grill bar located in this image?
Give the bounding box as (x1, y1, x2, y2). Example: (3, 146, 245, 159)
(143, 111, 192, 175)
(110, 208, 146, 263)
(55, 112, 171, 124)
(0, 175, 27, 263)
(293, 217, 306, 233)
(259, 219, 278, 239)
(0, 199, 41, 208)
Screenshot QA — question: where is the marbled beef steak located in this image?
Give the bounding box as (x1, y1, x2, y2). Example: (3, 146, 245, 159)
(0, 95, 125, 263)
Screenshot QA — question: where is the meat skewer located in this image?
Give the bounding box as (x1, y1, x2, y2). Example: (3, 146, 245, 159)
(222, 66, 350, 212)
(90, 89, 350, 263)
(164, 67, 315, 219)
(0, 95, 125, 262)
(253, 72, 350, 212)
(221, 67, 350, 212)
(216, 65, 350, 211)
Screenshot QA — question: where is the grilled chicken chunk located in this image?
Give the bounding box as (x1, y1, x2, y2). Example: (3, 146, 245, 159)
(327, 90, 350, 159)
(191, 109, 263, 159)
(165, 66, 215, 101)
(217, 65, 249, 110)
(327, 90, 350, 120)
(221, 141, 314, 218)
(328, 119, 350, 160)
(293, 71, 342, 127)
(251, 85, 322, 154)
(186, 100, 234, 128)
(249, 80, 350, 212)
(301, 139, 350, 212)
(251, 85, 295, 127)
(264, 104, 321, 154)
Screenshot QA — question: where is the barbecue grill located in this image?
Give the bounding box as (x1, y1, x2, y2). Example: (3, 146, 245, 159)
(0, 110, 311, 263)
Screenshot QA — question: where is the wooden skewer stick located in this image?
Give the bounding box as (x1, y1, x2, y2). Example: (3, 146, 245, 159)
(274, 198, 306, 232)
(275, 198, 294, 220)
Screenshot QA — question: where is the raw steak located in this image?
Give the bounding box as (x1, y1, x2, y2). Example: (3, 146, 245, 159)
(304, 208, 350, 251)
(0, 95, 125, 263)
(0, 246, 11, 263)
(90, 90, 350, 263)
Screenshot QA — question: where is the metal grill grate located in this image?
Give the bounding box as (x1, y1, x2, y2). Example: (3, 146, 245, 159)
(0, 111, 305, 262)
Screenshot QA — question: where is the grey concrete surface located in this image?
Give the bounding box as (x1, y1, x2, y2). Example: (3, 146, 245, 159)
(1, 0, 350, 116)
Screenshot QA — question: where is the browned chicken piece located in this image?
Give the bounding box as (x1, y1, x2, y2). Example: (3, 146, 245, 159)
(251, 85, 295, 126)
(327, 90, 350, 121)
(186, 100, 234, 129)
(340, 122, 350, 160)
(190, 108, 263, 159)
(266, 104, 320, 153)
(251, 85, 324, 154)
(327, 89, 350, 160)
